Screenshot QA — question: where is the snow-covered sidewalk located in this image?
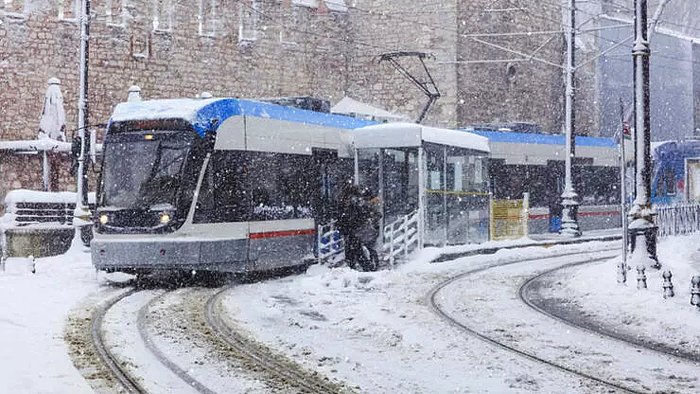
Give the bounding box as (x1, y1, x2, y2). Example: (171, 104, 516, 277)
(531, 234, 700, 360)
(0, 246, 96, 394)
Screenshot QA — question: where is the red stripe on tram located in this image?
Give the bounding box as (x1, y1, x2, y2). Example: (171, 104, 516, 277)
(249, 229, 316, 239)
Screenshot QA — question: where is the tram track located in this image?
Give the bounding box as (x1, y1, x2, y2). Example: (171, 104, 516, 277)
(136, 290, 217, 394)
(205, 286, 349, 394)
(90, 288, 148, 394)
(427, 247, 648, 394)
(520, 261, 700, 365)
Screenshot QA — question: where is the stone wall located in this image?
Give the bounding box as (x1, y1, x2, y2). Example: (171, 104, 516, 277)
(346, 0, 460, 128)
(4, 0, 627, 207)
(0, 0, 355, 204)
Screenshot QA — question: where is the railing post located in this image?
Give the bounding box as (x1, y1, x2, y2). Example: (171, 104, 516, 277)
(317, 224, 322, 265)
(403, 214, 409, 258)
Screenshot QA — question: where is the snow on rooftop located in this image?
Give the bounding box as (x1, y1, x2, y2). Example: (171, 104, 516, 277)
(110, 98, 219, 123)
(331, 97, 409, 121)
(353, 122, 490, 153)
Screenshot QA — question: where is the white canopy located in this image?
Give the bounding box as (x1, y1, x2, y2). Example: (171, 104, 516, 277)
(331, 97, 409, 122)
(351, 122, 490, 153)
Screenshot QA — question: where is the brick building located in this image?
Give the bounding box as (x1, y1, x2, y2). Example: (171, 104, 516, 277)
(4, 0, 695, 205)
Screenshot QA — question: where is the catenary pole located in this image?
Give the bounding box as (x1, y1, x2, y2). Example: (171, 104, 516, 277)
(74, 0, 91, 234)
(618, 99, 628, 268)
(560, 0, 581, 237)
(628, 0, 660, 268)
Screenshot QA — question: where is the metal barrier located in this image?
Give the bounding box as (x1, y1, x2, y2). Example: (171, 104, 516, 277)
(382, 210, 419, 266)
(317, 220, 344, 265)
(656, 204, 700, 237)
(1, 191, 95, 259)
(490, 193, 529, 240)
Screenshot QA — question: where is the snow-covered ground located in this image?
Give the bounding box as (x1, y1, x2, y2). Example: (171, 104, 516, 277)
(220, 241, 626, 393)
(4, 232, 698, 393)
(0, 244, 96, 394)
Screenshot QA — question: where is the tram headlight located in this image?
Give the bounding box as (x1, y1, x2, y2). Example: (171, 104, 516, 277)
(159, 212, 171, 224)
(98, 214, 109, 225)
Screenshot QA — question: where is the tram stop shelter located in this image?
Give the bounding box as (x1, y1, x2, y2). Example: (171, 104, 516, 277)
(351, 123, 491, 247)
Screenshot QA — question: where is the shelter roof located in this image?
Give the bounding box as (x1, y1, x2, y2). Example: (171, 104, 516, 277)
(353, 123, 490, 153)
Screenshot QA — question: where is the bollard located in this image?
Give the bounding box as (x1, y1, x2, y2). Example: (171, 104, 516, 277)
(617, 260, 627, 284)
(29, 255, 36, 274)
(662, 270, 674, 298)
(636, 265, 647, 289)
(691, 276, 700, 306)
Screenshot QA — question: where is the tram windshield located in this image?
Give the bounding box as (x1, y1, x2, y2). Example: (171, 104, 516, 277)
(101, 132, 192, 209)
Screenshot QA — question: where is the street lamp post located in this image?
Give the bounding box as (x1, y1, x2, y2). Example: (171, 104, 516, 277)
(560, 0, 581, 237)
(73, 0, 91, 242)
(628, 0, 659, 268)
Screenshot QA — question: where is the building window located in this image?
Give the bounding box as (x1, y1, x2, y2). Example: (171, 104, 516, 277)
(198, 0, 217, 37)
(105, 0, 126, 26)
(2, 0, 25, 16)
(152, 0, 172, 32)
(238, 0, 259, 43)
(57, 0, 79, 21)
(279, 4, 298, 45)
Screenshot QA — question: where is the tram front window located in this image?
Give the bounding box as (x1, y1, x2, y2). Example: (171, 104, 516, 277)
(101, 132, 192, 210)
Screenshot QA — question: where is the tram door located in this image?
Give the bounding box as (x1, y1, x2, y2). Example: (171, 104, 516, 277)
(311, 149, 340, 225)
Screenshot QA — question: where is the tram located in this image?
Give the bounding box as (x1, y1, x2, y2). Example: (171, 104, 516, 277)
(91, 97, 374, 274)
(463, 127, 622, 233)
(651, 139, 700, 205)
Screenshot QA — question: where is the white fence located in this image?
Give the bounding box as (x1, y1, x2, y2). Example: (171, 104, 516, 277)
(656, 204, 700, 237)
(382, 210, 419, 266)
(317, 220, 344, 265)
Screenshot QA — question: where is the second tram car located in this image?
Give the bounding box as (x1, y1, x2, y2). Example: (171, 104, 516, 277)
(464, 127, 622, 233)
(651, 139, 700, 205)
(92, 97, 374, 274)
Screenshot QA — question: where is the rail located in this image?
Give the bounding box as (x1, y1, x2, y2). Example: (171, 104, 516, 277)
(656, 203, 700, 237)
(317, 220, 344, 265)
(382, 210, 419, 266)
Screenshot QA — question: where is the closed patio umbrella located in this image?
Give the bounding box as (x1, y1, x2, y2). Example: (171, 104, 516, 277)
(38, 77, 67, 191)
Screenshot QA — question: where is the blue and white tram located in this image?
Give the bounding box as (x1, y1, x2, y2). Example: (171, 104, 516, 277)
(651, 139, 700, 205)
(92, 97, 374, 274)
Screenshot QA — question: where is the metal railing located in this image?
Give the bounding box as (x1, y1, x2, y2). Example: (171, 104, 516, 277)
(317, 220, 344, 265)
(382, 210, 419, 266)
(656, 204, 700, 237)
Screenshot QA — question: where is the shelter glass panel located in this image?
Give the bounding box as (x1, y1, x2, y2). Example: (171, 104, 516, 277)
(357, 149, 380, 196)
(381, 148, 419, 224)
(445, 146, 490, 244)
(424, 143, 446, 246)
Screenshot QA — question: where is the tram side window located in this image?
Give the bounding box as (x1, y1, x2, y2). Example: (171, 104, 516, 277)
(194, 151, 250, 223)
(247, 153, 314, 221)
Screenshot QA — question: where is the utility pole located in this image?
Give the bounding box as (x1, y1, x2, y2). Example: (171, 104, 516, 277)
(628, 0, 660, 268)
(560, 0, 581, 237)
(74, 0, 91, 237)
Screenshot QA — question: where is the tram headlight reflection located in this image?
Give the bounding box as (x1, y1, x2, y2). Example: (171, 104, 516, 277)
(159, 212, 171, 224)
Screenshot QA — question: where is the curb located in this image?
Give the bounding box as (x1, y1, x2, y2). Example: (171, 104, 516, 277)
(431, 234, 622, 263)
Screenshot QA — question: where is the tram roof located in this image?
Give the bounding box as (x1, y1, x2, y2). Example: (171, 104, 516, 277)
(353, 123, 490, 153)
(464, 129, 617, 148)
(110, 97, 377, 137)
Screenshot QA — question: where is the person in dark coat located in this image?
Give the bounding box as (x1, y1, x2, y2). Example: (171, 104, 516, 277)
(336, 183, 380, 271)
